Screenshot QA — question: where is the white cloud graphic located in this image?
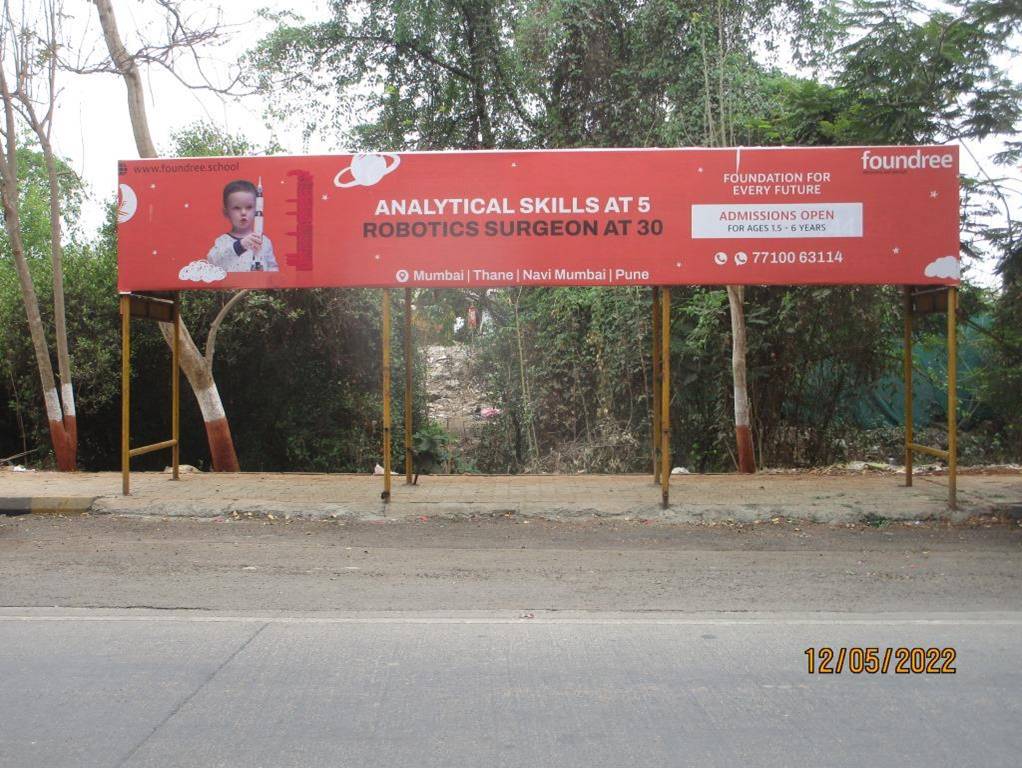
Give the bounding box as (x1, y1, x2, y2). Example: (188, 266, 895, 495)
(178, 260, 227, 283)
(923, 255, 960, 279)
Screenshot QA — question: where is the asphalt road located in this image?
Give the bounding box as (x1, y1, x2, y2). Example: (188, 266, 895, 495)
(2, 515, 1020, 767)
(2, 610, 1020, 768)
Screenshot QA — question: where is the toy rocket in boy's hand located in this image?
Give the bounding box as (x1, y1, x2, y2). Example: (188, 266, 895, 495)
(250, 177, 265, 271)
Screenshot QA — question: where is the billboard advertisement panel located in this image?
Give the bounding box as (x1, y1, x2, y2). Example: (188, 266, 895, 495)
(116, 145, 960, 291)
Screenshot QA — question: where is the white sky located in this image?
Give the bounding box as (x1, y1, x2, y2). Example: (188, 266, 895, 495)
(57, 0, 334, 210)
(52, 0, 1020, 288)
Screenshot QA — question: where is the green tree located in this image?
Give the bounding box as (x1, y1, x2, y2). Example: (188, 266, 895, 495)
(790, 0, 1022, 458)
(254, 0, 534, 150)
(0, 0, 80, 469)
(0, 146, 104, 467)
(250, 0, 1022, 473)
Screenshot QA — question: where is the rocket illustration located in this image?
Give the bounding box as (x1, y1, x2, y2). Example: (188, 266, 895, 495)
(250, 177, 265, 271)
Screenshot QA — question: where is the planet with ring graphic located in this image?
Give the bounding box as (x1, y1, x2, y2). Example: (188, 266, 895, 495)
(334, 153, 401, 188)
(117, 184, 137, 223)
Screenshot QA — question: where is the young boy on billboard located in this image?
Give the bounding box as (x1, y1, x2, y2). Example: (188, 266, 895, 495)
(206, 179, 279, 272)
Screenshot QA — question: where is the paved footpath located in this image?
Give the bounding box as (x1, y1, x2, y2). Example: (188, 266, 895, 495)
(1, 467, 1020, 523)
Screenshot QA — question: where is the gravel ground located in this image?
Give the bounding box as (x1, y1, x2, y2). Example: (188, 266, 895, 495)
(2, 514, 1020, 613)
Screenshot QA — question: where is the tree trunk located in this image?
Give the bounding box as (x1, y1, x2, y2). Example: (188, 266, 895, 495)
(92, 0, 157, 158)
(40, 135, 76, 467)
(93, 0, 240, 471)
(727, 285, 756, 473)
(0, 197, 68, 468)
(157, 321, 240, 472)
(2, 195, 73, 470)
(703, 7, 756, 475)
(459, 1, 494, 149)
(0, 66, 73, 470)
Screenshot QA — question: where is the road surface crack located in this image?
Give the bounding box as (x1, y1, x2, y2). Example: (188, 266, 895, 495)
(113, 621, 268, 767)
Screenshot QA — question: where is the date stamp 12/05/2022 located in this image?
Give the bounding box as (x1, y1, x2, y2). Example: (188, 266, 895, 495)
(804, 647, 957, 675)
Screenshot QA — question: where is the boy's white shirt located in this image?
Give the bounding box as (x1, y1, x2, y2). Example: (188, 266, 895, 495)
(206, 233, 279, 272)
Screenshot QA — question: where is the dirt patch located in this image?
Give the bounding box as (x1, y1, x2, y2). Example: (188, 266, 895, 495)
(424, 343, 504, 469)
(1, 514, 1020, 613)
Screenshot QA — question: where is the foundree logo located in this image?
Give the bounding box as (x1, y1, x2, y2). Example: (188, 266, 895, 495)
(861, 149, 954, 172)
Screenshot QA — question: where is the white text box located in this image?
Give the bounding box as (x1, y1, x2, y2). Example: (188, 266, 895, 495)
(692, 203, 863, 238)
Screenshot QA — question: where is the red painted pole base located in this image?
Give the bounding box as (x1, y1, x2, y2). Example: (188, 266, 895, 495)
(735, 424, 756, 474)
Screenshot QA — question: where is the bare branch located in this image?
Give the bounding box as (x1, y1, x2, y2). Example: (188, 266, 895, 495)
(146, 56, 256, 97)
(205, 290, 250, 369)
(63, 0, 252, 99)
(958, 138, 1019, 257)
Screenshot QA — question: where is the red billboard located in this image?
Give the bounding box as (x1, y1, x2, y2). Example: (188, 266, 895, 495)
(116, 145, 960, 291)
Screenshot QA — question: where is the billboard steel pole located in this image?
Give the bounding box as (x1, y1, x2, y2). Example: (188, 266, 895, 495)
(948, 287, 958, 509)
(652, 287, 661, 484)
(121, 296, 130, 495)
(903, 287, 914, 487)
(660, 288, 671, 508)
(171, 295, 180, 481)
(404, 288, 413, 484)
(382, 289, 392, 502)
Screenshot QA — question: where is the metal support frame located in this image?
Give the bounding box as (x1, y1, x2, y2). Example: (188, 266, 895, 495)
(121, 293, 180, 496)
(660, 287, 671, 509)
(903, 285, 958, 509)
(381, 287, 415, 499)
(651, 287, 661, 483)
(113, 282, 958, 511)
(404, 288, 414, 484)
(948, 287, 958, 506)
(903, 287, 914, 485)
(381, 289, 392, 502)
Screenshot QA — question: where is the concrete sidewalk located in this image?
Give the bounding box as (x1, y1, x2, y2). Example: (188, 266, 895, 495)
(1, 467, 1019, 523)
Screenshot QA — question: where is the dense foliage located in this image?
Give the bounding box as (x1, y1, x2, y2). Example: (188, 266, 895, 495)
(1, 0, 1019, 471)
